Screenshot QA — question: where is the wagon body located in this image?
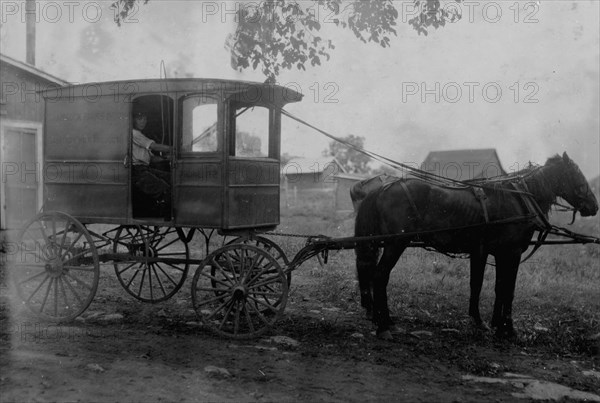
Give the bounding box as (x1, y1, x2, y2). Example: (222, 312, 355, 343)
(41, 79, 302, 230)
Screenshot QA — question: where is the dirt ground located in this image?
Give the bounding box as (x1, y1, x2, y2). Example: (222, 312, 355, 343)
(1, 261, 599, 403)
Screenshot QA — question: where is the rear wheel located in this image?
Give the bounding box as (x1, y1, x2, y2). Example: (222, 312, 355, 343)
(113, 226, 189, 302)
(192, 244, 288, 339)
(11, 212, 99, 321)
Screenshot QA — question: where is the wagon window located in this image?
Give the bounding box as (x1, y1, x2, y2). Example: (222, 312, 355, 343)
(181, 96, 218, 153)
(231, 105, 271, 158)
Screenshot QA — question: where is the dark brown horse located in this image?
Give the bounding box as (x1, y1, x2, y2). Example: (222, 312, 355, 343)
(355, 153, 598, 339)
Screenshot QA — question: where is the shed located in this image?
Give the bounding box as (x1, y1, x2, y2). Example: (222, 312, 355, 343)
(280, 157, 346, 207)
(0, 53, 68, 229)
(421, 148, 506, 181)
(281, 157, 346, 191)
(334, 173, 368, 213)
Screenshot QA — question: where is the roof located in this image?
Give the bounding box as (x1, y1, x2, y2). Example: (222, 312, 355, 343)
(421, 148, 505, 180)
(334, 173, 368, 181)
(0, 53, 69, 85)
(39, 78, 303, 105)
(282, 157, 347, 175)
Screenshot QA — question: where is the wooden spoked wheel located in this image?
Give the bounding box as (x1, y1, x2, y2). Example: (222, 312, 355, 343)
(225, 235, 291, 285)
(113, 226, 189, 303)
(192, 244, 288, 339)
(11, 211, 99, 321)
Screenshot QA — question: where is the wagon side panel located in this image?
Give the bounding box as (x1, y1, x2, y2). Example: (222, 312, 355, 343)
(44, 95, 129, 221)
(225, 159, 280, 229)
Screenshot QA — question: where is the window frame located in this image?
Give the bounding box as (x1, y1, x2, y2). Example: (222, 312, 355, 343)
(179, 93, 221, 157)
(228, 101, 277, 160)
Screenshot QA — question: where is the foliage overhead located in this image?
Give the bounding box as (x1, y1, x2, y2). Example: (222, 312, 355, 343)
(326, 134, 371, 174)
(111, 0, 461, 81)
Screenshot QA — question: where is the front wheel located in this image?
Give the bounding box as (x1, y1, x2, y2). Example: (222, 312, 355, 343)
(191, 244, 288, 339)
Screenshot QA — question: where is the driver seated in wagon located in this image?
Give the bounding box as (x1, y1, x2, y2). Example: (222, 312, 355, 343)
(131, 110, 172, 216)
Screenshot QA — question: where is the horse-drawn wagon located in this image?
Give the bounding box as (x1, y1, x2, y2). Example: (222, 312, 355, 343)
(11, 78, 303, 338)
(8, 78, 599, 340)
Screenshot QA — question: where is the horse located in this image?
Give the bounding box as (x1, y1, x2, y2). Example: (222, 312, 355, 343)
(354, 152, 598, 340)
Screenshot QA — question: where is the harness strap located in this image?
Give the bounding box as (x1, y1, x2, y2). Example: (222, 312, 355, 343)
(520, 230, 550, 263)
(513, 181, 552, 230)
(472, 187, 489, 224)
(400, 181, 422, 222)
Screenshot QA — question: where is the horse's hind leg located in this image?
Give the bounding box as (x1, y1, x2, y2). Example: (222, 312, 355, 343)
(469, 251, 489, 330)
(372, 243, 406, 340)
(356, 243, 378, 320)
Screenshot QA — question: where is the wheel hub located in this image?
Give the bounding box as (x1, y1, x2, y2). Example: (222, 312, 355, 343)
(45, 257, 64, 278)
(232, 286, 247, 300)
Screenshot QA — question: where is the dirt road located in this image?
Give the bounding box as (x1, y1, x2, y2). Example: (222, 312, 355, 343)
(1, 272, 599, 402)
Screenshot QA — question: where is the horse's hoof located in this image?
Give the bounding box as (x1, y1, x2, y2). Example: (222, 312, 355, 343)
(377, 330, 393, 340)
(470, 318, 491, 332)
(494, 328, 518, 341)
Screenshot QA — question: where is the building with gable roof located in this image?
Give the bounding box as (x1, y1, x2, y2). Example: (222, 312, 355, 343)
(1, 53, 68, 229)
(421, 148, 506, 181)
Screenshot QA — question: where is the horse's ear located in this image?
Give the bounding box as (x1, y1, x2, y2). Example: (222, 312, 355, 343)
(562, 152, 571, 163)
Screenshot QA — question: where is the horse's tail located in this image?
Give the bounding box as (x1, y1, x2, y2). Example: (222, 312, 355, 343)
(354, 187, 383, 239)
(354, 188, 384, 314)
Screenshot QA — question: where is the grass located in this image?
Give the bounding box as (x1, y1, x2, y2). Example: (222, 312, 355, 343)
(279, 196, 600, 356)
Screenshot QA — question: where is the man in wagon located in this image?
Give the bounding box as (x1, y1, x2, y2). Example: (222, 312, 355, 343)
(131, 110, 172, 214)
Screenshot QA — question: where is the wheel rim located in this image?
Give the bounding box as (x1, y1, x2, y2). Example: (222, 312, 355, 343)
(11, 212, 99, 321)
(192, 244, 288, 339)
(113, 226, 189, 302)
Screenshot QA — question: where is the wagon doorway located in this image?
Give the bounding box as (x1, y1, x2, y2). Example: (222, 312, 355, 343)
(130, 95, 174, 219)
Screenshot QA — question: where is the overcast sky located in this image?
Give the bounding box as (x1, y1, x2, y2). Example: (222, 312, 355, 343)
(2, 0, 598, 177)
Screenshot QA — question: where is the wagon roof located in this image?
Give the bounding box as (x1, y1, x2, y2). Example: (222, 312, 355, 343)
(40, 78, 303, 105)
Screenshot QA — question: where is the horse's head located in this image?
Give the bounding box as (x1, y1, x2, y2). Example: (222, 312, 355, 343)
(553, 152, 598, 217)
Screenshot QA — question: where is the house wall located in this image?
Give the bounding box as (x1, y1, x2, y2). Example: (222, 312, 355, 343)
(335, 176, 361, 213)
(0, 60, 64, 229)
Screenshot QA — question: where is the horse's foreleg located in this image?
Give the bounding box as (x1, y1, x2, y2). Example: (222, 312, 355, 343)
(372, 244, 405, 340)
(492, 251, 521, 339)
(469, 252, 489, 330)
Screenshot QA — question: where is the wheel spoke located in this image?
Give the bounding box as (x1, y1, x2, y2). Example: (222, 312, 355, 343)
(60, 231, 83, 260)
(58, 277, 70, 312)
(138, 266, 147, 297)
(246, 295, 272, 324)
(154, 263, 180, 287)
(150, 265, 168, 297)
(17, 269, 47, 286)
(247, 294, 278, 314)
(192, 244, 287, 338)
(64, 272, 93, 291)
(195, 293, 230, 308)
(63, 274, 85, 306)
(113, 225, 188, 303)
(39, 277, 54, 314)
(218, 299, 236, 330)
(25, 274, 50, 303)
(125, 267, 141, 289)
